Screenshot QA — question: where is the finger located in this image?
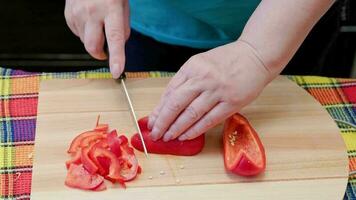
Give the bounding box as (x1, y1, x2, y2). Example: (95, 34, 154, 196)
(148, 70, 187, 130)
(74, 19, 85, 42)
(64, 1, 79, 37)
(104, 9, 126, 79)
(84, 21, 107, 60)
(150, 81, 202, 141)
(162, 91, 218, 141)
(123, 0, 130, 40)
(178, 102, 235, 141)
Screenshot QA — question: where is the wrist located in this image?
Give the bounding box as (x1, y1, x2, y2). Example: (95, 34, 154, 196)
(236, 38, 286, 78)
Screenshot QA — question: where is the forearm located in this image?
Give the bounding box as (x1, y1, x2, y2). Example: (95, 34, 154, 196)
(239, 0, 335, 76)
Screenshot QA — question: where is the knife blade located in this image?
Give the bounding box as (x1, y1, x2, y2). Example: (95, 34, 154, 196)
(118, 75, 149, 158)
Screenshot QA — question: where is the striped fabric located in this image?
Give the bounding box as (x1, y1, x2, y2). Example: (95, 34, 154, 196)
(0, 67, 355, 199)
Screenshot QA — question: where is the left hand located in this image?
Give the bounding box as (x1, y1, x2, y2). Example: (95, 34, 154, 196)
(148, 41, 274, 142)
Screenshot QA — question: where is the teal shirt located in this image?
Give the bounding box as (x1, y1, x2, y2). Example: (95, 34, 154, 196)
(130, 0, 260, 49)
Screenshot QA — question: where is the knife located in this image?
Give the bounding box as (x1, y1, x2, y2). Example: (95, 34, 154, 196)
(118, 74, 149, 158)
(104, 42, 149, 157)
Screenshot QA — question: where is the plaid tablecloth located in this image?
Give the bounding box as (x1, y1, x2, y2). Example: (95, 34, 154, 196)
(0, 67, 355, 200)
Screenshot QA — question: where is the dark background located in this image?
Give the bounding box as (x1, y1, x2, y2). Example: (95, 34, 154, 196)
(0, 0, 355, 77)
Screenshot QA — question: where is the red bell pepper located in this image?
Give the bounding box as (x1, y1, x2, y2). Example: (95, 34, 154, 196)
(65, 164, 105, 190)
(68, 131, 104, 153)
(223, 113, 266, 176)
(81, 143, 99, 174)
(90, 147, 124, 181)
(119, 137, 140, 181)
(106, 130, 122, 157)
(65, 150, 81, 169)
(65, 116, 141, 191)
(130, 117, 205, 156)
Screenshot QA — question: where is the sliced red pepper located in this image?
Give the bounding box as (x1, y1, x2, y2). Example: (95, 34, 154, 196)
(68, 131, 104, 153)
(94, 124, 109, 132)
(119, 137, 140, 181)
(107, 130, 122, 157)
(80, 134, 104, 148)
(130, 116, 205, 156)
(94, 115, 109, 132)
(90, 147, 124, 182)
(65, 164, 104, 190)
(223, 113, 266, 176)
(92, 181, 107, 191)
(81, 143, 99, 174)
(65, 150, 82, 169)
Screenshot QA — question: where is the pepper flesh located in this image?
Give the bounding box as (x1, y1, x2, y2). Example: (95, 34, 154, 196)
(223, 113, 266, 176)
(130, 117, 205, 156)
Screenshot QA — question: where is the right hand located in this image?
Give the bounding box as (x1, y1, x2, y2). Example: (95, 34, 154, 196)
(65, 0, 130, 78)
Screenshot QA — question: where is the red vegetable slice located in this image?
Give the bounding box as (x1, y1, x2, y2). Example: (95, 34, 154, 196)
(92, 181, 107, 191)
(131, 116, 205, 156)
(65, 164, 104, 190)
(90, 147, 124, 181)
(65, 150, 81, 169)
(81, 144, 99, 174)
(107, 130, 122, 157)
(65, 116, 141, 191)
(80, 134, 104, 148)
(68, 131, 104, 153)
(119, 137, 140, 181)
(223, 113, 266, 176)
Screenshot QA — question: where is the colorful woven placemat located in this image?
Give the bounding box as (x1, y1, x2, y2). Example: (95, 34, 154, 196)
(0, 67, 355, 200)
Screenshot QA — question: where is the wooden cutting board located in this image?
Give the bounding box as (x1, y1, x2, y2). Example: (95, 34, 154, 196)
(31, 76, 349, 200)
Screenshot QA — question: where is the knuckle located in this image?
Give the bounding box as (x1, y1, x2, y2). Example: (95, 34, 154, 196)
(85, 2, 97, 16)
(107, 0, 120, 6)
(166, 99, 182, 112)
(168, 124, 180, 135)
(186, 127, 199, 139)
(203, 116, 216, 128)
(185, 106, 199, 120)
(86, 42, 100, 55)
(107, 29, 124, 42)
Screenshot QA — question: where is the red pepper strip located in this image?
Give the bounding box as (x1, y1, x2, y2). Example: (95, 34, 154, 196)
(81, 143, 99, 174)
(65, 164, 104, 190)
(80, 134, 104, 148)
(94, 124, 109, 132)
(68, 131, 104, 153)
(90, 147, 124, 182)
(119, 137, 140, 181)
(107, 130, 122, 157)
(223, 113, 266, 176)
(92, 181, 107, 191)
(131, 117, 205, 156)
(65, 150, 81, 169)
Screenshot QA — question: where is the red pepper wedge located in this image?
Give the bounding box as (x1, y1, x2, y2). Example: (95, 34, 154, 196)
(65, 164, 104, 190)
(223, 113, 266, 176)
(68, 131, 104, 153)
(131, 116, 205, 156)
(80, 134, 104, 148)
(90, 147, 124, 181)
(65, 150, 81, 169)
(81, 143, 99, 174)
(119, 137, 140, 181)
(106, 130, 122, 157)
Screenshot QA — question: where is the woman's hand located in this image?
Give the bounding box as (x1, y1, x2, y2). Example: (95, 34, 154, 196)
(65, 0, 130, 78)
(148, 41, 275, 142)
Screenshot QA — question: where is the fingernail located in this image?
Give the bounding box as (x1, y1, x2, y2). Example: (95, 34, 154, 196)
(163, 133, 172, 142)
(147, 116, 154, 130)
(110, 64, 120, 79)
(100, 52, 108, 60)
(150, 127, 159, 141)
(178, 134, 187, 141)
